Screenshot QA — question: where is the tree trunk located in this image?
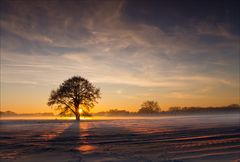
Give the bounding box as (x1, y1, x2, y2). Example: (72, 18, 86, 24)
(75, 113, 80, 121)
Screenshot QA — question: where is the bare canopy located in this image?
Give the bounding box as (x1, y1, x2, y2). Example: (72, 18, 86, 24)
(47, 76, 100, 120)
(138, 100, 160, 114)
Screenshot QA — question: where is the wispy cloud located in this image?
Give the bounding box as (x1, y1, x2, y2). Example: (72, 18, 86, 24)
(167, 92, 205, 99)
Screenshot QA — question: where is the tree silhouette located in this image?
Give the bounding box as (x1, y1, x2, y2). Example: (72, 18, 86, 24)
(138, 100, 160, 114)
(47, 76, 100, 120)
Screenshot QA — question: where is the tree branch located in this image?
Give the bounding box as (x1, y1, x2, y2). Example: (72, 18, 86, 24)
(57, 99, 76, 115)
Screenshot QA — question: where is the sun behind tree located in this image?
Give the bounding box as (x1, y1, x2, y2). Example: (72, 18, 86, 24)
(47, 76, 101, 120)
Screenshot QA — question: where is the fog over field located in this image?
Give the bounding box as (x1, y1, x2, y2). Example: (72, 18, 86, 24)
(1, 114, 239, 162)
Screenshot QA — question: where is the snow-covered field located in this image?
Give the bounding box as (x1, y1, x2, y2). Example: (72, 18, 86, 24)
(0, 114, 239, 162)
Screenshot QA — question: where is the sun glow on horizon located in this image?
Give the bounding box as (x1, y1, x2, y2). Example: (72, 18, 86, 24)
(79, 109, 83, 114)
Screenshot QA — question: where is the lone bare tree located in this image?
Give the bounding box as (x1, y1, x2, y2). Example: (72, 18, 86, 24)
(47, 76, 100, 120)
(138, 100, 160, 114)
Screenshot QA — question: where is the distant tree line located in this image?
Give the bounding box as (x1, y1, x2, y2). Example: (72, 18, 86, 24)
(165, 104, 240, 115)
(94, 103, 240, 116)
(0, 111, 54, 117)
(96, 109, 131, 116)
